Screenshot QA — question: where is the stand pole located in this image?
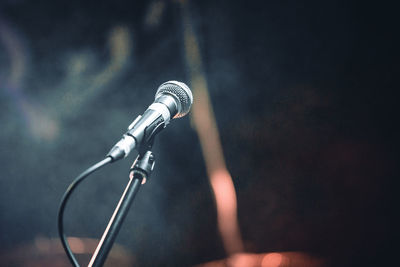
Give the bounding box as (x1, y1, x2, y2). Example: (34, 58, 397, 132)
(88, 151, 155, 267)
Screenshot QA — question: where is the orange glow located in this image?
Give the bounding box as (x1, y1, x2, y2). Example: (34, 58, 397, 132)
(210, 169, 237, 216)
(67, 237, 86, 254)
(210, 169, 242, 254)
(261, 253, 283, 267)
(2, 237, 135, 266)
(228, 253, 259, 267)
(34, 237, 51, 253)
(195, 252, 324, 267)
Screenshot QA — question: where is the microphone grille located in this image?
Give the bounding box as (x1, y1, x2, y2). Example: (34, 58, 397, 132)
(155, 81, 193, 118)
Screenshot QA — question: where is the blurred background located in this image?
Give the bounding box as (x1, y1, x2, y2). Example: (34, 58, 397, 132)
(0, 0, 397, 266)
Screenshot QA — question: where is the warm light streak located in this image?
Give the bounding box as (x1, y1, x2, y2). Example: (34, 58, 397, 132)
(179, 1, 244, 255)
(210, 169, 242, 254)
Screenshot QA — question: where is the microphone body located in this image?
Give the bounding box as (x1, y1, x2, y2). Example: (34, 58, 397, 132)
(107, 81, 192, 161)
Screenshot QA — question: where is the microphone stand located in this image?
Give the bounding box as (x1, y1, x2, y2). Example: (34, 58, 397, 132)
(88, 148, 155, 267)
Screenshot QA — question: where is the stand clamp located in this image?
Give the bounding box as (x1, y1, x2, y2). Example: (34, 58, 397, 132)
(129, 150, 155, 184)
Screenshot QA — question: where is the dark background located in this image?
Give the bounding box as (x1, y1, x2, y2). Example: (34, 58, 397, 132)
(0, 0, 397, 266)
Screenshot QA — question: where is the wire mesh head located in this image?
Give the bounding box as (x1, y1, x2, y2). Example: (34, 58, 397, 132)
(155, 81, 193, 118)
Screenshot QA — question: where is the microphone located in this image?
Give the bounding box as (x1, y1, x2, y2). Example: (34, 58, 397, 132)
(107, 81, 193, 161)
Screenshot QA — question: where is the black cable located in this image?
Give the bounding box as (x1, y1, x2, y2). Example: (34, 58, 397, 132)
(57, 157, 113, 267)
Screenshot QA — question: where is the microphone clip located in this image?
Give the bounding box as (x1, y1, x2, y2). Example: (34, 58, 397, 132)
(129, 150, 155, 184)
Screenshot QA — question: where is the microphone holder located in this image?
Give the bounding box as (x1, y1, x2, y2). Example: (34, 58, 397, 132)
(88, 148, 155, 267)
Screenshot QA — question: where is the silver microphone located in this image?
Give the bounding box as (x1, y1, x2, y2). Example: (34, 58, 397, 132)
(107, 81, 193, 161)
